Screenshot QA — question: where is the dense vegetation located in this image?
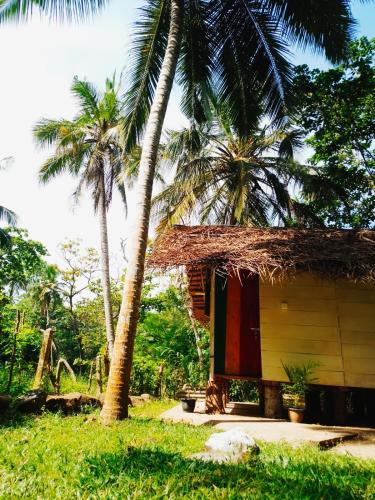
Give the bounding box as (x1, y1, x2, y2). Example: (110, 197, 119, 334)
(296, 37, 375, 228)
(0, 231, 209, 397)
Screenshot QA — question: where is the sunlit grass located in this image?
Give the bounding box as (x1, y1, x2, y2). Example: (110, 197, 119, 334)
(0, 401, 374, 499)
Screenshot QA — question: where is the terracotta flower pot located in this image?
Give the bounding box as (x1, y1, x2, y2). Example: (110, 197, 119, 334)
(288, 407, 305, 423)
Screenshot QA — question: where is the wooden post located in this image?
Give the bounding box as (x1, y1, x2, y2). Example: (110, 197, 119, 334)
(95, 355, 103, 396)
(322, 388, 334, 425)
(33, 328, 54, 390)
(366, 389, 375, 427)
(333, 388, 348, 426)
(263, 381, 283, 419)
(305, 387, 322, 423)
(258, 380, 265, 415)
(205, 378, 226, 414)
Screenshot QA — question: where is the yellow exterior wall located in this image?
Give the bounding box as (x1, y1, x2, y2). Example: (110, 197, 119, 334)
(259, 273, 375, 389)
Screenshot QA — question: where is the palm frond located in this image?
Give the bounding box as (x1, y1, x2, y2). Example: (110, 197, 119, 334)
(264, 0, 356, 63)
(33, 118, 81, 147)
(123, 0, 171, 151)
(71, 78, 101, 118)
(0, 205, 18, 225)
(212, 0, 294, 131)
(0, 0, 107, 23)
(38, 145, 89, 183)
(177, 0, 213, 123)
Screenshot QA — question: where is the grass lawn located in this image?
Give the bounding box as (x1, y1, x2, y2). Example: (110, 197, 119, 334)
(0, 400, 374, 499)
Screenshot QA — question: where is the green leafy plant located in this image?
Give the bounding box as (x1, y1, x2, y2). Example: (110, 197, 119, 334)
(282, 361, 319, 409)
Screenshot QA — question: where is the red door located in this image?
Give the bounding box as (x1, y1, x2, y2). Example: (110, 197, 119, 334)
(225, 272, 261, 377)
(240, 273, 261, 376)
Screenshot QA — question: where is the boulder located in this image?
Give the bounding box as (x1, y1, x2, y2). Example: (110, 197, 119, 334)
(191, 429, 259, 463)
(0, 394, 12, 413)
(45, 393, 102, 415)
(16, 389, 47, 414)
(140, 393, 153, 401)
(129, 394, 153, 406)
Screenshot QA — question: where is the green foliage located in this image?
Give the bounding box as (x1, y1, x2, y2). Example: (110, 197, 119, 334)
(0, 409, 373, 498)
(229, 381, 259, 403)
(295, 37, 375, 228)
(133, 279, 209, 396)
(282, 361, 319, 407)
(0, 228, 47, 296)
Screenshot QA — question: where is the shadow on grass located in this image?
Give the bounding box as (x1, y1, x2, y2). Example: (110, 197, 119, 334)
(79, 447, 373, 499)
(0, 410, 35, 429)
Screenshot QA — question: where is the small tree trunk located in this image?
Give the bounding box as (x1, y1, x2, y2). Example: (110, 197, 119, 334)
(33, 328, 54, 390)
(156, 363, 164, 398)
(96, 355, 103, 396)
(6, 310, 21, 393)
(87, 359, 95, 392)
(186, 305, 204, 369)
(98, 172, 115, 358)
(103, 348, 110, 377)
(100, 0, 184, 424)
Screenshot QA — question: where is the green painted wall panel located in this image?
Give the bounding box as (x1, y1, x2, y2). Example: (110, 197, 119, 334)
(214, 272, 227, 374)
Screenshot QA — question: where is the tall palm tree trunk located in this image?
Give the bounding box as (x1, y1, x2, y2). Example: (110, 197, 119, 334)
(100, 0, 184, 424)
(98, 171, 115, 357)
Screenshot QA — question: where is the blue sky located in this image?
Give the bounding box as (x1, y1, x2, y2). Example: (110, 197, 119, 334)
(0, 0, 374, 266)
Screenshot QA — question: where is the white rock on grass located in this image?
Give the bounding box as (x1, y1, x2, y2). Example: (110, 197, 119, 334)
(191, 429, 259, 463)
(205, 429, 257, 454)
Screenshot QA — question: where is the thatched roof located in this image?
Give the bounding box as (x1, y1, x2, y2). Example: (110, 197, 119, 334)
(149, 225, 375, 283)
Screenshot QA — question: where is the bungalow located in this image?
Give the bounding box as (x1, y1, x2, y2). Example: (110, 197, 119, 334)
(149, 226, 375, 425)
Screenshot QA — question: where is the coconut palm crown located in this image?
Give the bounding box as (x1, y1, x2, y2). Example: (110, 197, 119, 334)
(154, 104, 337, 230)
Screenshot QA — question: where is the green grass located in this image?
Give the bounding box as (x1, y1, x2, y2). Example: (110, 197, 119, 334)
(0, 401, 374, 499)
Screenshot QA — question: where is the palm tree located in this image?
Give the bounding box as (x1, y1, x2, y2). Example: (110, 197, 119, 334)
(101, 0, 361, 424)
(1, 0, 366, 423)
(30, 264, 61, 329)
(33, 76, 126, 358)
(153, 109, 329, 229)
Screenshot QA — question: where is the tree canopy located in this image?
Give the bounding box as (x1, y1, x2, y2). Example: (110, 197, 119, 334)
(295, 37, 375, 228)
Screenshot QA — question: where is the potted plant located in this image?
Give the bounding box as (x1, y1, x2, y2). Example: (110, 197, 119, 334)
(180, 382, 197, 413)
(181, 398, 197, 413)
(282, 361, 319, 423)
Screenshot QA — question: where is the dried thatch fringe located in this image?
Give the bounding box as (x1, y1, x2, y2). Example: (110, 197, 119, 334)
(148, 226, 375, 283)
